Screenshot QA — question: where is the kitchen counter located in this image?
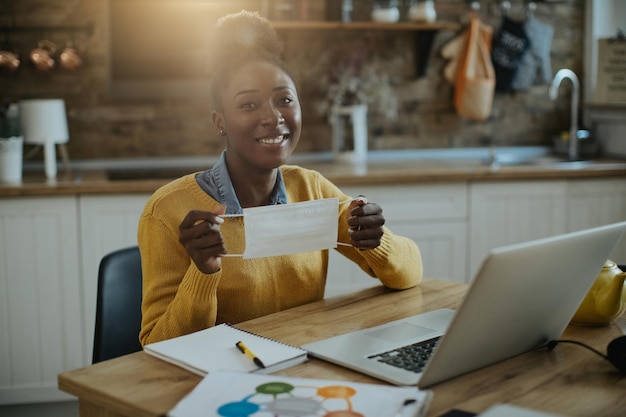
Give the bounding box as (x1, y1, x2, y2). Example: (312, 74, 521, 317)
(3, 149, 626, 197)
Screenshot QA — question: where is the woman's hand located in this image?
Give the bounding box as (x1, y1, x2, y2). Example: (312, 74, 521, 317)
(179, 206, 227, 274)
(346, 197, 385, 250)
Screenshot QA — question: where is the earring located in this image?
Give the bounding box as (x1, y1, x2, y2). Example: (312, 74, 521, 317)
(218, 129, 226, 136)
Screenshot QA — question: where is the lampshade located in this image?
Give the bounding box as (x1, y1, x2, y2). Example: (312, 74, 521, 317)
(19, 99, 69, 145)
(18, 99, 70, 180)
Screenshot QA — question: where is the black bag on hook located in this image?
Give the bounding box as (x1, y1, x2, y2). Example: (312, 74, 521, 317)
(491, 16, 530, 92)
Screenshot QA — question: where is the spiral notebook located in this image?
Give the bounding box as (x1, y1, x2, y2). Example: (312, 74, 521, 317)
(144, 323, 308, 376)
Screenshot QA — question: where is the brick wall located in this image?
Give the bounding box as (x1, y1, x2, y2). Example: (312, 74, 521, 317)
(0, 0, 585, 160)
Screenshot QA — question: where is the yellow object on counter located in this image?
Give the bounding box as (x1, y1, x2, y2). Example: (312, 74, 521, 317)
(571, 260, 626, 326)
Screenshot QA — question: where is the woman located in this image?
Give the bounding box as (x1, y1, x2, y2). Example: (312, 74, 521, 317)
(138, 11, 423, 346)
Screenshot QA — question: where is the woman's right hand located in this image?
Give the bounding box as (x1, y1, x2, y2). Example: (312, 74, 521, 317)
(179, 206, 227, 274)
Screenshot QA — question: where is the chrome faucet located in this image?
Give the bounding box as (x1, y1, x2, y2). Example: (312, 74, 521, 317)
(549, 68, 580, 161)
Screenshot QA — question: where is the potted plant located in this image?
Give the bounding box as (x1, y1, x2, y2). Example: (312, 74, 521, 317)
(316, 49, 398, 163)
(317, 48, 398, 120)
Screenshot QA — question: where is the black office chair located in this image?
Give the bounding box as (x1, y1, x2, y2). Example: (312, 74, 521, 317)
(92, 246, 143, 364)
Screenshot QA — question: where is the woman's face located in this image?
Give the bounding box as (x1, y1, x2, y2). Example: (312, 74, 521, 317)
(213, 60, 302, 172)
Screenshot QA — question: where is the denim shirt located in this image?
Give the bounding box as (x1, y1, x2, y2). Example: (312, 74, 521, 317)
(196, 150, 288, 215)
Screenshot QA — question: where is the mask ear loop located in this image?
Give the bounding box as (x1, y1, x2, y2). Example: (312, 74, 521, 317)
(547, 336, 626, 374)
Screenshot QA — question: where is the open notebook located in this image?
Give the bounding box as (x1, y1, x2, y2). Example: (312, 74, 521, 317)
(144, 323, 308, 375)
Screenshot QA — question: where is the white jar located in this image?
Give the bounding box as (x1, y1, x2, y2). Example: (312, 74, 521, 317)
(409, 0, 437, 23)
(371, 1, 400, 23)
(0, 136, 23, 184)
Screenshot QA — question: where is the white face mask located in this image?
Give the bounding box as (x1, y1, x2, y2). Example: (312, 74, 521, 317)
(224, 198, 341, 259)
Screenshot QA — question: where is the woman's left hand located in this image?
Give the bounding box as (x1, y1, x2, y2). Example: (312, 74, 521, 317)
(346, 197, 385, 250)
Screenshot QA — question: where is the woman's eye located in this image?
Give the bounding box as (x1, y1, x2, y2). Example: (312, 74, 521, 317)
(239, 101, 256, 109)
(278, 96, 294, 105)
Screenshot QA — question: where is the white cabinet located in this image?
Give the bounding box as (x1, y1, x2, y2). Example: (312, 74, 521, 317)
(327, 183, 468, 297)
(567, 178, 626, 263)
(78, 194, 151, 361)
(0, 197, 83, 404)
(468, 181, 568, 280)
(468, 178, 626, 281)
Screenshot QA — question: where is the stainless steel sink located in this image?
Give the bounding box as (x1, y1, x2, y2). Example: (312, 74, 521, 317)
(491, 155, 595, 168)
(526, 158, 595, 169)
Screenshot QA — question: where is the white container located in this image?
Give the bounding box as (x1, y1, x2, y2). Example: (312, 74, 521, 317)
(331, 104, 368, 167)
(409, 0, 437, 23)
(371, 7, 400, 23)
(0, 136, 24, 184)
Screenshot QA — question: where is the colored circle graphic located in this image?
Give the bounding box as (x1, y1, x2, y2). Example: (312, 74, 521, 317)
(217, 400, 260, 417)
(266, 397, 322, 415)
(256, 382, 295, 395)
(317, 385, 357, 399)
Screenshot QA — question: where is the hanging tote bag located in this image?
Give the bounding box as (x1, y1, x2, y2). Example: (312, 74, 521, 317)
(454, 15, 496, 121)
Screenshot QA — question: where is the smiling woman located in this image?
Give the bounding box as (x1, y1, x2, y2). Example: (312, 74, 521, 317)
(137, 10, 424, 347)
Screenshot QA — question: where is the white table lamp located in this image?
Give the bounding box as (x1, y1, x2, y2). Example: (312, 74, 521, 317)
(19, 99, 70, 180)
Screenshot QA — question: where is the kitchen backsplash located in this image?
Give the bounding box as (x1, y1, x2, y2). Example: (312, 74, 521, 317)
(0, 0, 584, 160)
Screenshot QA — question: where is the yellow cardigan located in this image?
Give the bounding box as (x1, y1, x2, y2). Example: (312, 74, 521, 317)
(138, 165, 423, 346)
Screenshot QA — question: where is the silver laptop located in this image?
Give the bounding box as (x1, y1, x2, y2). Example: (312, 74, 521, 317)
(303, 221, 626, 387)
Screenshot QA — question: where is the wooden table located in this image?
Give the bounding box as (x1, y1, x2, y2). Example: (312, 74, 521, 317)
(58, 279, 626, 417)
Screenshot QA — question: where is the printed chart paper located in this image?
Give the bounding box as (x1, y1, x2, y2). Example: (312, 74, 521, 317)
(168, 370, 432, 417)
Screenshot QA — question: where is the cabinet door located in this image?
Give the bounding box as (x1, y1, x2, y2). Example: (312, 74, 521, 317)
(326, 183, 468, 297)
(0, 197, 82, 404)
(468, 181, 568, 280)
(567, 178, 626, 263)
(408, 221, 467, 283)
(78, 194, 151, 362)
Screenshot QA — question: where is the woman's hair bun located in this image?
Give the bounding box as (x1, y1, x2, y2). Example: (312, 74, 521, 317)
(210, 10, 284, 64)
(208, 10, 295, 107)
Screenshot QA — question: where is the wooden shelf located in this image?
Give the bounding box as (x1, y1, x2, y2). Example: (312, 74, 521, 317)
(271, 20, 461, 77)
(271, 20, 460, 31)
(0, 23, 93, 35)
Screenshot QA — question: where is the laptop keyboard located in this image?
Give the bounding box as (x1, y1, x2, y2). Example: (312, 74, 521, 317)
(368, 336, 440, 373)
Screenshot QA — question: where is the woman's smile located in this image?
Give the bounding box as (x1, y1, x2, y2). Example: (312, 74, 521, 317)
(257, 133, 289, 146)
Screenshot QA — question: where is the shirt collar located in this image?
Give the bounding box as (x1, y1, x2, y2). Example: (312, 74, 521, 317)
(196, 150, 287, 215)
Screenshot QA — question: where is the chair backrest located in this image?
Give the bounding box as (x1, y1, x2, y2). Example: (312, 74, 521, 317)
(92, 246, 143, 363)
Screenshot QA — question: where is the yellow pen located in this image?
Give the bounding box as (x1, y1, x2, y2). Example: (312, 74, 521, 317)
(235, 341, 266, 369)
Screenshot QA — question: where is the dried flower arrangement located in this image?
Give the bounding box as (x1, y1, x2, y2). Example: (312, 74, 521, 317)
(315, 47, 399, 122)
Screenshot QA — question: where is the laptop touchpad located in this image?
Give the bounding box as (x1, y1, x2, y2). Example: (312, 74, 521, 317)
(366, 323, 436, 343)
